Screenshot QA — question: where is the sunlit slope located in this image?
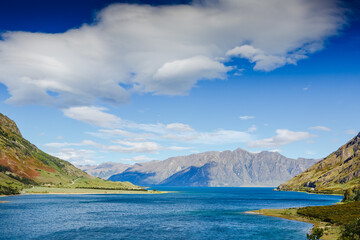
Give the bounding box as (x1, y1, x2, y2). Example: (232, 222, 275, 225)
(0, 113, 140, 194)
(278, 132, 360, 194)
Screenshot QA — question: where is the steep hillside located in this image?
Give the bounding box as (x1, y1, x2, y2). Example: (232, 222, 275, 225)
(109, 148, 318, 187)
(78, 162, 130, 179)
(0, 113, 140, 194)
(277, 132, 360, 194)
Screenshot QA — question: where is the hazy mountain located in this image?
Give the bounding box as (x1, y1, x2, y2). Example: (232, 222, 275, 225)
(109, 148, 318, 187)
(0, 113, 138, 195)
(277, 132, 360, 194)
(78, 162, 130, 179)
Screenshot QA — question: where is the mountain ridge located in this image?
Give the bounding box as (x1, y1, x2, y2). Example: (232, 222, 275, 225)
(108, 148, 318, 187)
(277, 132, 360, 194)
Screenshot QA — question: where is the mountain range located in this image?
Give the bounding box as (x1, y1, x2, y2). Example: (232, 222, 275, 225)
(104, 149, 318, 187)
(278, 132, 360, 194)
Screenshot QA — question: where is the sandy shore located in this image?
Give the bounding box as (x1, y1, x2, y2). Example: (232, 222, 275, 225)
(247, 208, 340, 240)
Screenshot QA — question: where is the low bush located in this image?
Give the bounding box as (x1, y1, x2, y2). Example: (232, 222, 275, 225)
(297, 202, 360, 225)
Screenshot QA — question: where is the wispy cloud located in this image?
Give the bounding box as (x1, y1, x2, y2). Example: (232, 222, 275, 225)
(118, 155, 153, 162)
(45, 140, 98, 148)
(51, 148, 97, 166)
(105, 140, 161, 153)
(247, 125, 257, 133)
(248, 129, 315, 148)
(309, 126, 331, 132)
(239, 116, 255, 120)
(63, 106, 122, 128)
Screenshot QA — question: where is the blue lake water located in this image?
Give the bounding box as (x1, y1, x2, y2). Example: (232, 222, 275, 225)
(0, 187, 342, 240)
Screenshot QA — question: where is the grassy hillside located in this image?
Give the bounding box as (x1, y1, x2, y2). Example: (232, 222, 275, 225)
(0, 113, 142, 195)
(277, 132, 360, 194)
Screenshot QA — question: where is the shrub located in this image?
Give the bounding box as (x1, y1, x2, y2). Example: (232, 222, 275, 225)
(306, 228, 324, 240)
(340, 218, 360, 240)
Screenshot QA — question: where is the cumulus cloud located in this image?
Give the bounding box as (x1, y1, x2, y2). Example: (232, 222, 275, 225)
(248, 129, 315, 148)
(0, 0, 345, 106)
(309, 126, 331, 131)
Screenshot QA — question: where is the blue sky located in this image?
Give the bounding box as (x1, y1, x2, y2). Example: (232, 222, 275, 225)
(0, 0, 359, 165)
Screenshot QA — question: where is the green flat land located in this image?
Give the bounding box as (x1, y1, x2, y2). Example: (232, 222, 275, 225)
(23, 186, 165, 194)
(251, 201, 360, 240)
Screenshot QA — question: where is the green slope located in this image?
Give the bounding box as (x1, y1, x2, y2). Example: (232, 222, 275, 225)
(0, 113, 141, 195)
(277, 132, 360, 194)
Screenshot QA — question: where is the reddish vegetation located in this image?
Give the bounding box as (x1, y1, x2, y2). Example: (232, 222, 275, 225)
(0, 152, 56, 180)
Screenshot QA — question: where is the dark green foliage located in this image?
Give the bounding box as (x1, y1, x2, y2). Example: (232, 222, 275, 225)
(0, 181, 23, 195)
(297, 202, 360, 225)
(340, 218, 360, 240)
(0, 164, 11, 173)
(343, 187, 360, 202)
(306, 228, 324, 240)
(7, 174, 38, 186)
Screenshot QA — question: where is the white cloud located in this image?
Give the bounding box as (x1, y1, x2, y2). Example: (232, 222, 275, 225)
(248, 129, 315, 148)
(52, 148, 97, 165)
(106, 140, 161, 153)
(269, 149, 281, 153)
(119, 155, 152, 162)
(163, 129, 252, 144)
(0, 0, 345, 106)
(150, 56, 230, 95)
(167, 146, 192, 151)
(309, 126, 331, 131)
(226, 44, 307, 71)
(63, 106, 122, 128)
(44, 140, 98, 148)
(165, 123, 194, 132)
(239, 116, 255, 120)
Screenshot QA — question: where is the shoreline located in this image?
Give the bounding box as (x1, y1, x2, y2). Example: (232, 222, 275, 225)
(0, 187, 168, 197)
(22, 186, 167, 195)
(275, 188, 343, 196)
(247, 208, 341, 239)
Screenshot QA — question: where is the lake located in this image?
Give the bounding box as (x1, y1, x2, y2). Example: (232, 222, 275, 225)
(0, 187, 342, 239)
